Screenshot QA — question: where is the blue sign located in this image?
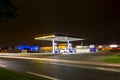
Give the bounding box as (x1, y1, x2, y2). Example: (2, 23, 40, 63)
(18, 45, 40, 51)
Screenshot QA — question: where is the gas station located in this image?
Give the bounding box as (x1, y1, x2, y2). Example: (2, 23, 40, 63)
(35, 33, 84, 53)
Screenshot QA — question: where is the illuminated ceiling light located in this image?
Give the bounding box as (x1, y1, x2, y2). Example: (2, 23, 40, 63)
(35, 35, 55, 40)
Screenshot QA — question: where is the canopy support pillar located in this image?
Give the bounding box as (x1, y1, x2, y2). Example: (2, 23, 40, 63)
(52, 39, 55, 53)
(67, 40, 70, 53)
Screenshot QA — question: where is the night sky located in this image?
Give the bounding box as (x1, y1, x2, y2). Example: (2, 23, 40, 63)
(1, 0, 120, 46)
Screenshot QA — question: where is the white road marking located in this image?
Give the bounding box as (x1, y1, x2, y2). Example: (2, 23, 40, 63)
(0, 64, 8, 68)
(95, 67, 120, 72)
(26, 71, 59, 80)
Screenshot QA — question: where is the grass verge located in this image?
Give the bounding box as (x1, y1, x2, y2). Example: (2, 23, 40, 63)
(102, 53, 120, 63)
(0, 68, 38, 80)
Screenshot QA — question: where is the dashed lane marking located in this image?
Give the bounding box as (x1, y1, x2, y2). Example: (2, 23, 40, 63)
(0, 64, 8, 68)
(26, 71, 59, 80)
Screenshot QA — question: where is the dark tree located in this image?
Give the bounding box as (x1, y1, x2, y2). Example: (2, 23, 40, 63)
(0, 0, 18, 22)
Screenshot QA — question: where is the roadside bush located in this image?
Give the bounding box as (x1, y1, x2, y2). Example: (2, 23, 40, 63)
(102, 53, 120, 63)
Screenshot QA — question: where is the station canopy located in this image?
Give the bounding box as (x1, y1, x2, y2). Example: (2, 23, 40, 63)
(35, 33, 85, 42)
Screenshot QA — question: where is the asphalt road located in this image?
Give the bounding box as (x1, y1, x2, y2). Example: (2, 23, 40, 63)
(0, 55, 120, 80)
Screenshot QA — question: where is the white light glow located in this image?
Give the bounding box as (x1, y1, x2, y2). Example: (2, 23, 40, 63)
(90, 45, 95, 48)
(109, 44, 118, 48)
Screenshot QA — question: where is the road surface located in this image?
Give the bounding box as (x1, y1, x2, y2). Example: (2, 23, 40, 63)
(0, 55, 120, 80)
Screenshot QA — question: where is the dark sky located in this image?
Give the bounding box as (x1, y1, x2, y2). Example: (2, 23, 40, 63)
(1, 0, 120, 46)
